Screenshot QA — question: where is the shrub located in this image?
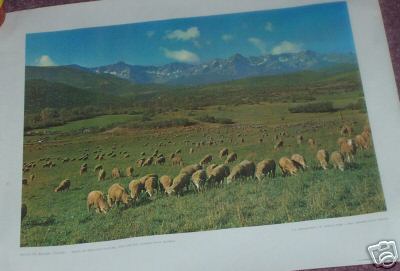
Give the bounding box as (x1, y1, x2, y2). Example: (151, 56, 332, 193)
(196, 114, 234, 124)
(288, 101, 336, 113)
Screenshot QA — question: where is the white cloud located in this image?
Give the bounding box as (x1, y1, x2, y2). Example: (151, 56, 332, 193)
(271, 41, 302, 55)
(162, 48, 200, 63)
(248, 37, 267, 55)
(35, 55, 56, 66)
(166, 27, 200, 41)
(146, 31, 155, 38)
(221, 34, 233, 42)
(264, 22, 273, 32)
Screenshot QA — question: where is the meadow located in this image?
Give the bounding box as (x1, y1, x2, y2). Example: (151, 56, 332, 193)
(21, 92, 385, 246)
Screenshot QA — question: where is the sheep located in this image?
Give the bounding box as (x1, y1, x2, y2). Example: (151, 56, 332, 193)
(155, 156, 166, 165)
(225, 152, 237, 164)
(200, 154, 213, 165)
(107, 183, 130, 207)
(171, 155, 183, 166)
(206, 163, 218, 178)
(355, 134, 368, 150)
(278, 157, 298, 176)
(361, 130, 371, 147)
(142, 157, 153, 167)
(291, 154, 307, 170)
(80, 163, 87, 176)
(144, 175, 158, 197)
(330, 151, 345, 171)
(227, 160, 255, 183)
(337, 137, 346, 146)
(274, 140, 284, 150)
(166, 173, 191, 196)
(255, 159, 276, 180)
(219, 148, 229, 159)
(98, 169, 106, 181)
(21, 204, 27, 221)
(208, 164, 230, 186)
(191, 169, 207, 192)
(128, 179, 144, 201)
(111, 167, 121, 179)
(340, 139, 356, 162)
(94, 164, 103, 172)
(296, 135, 303, 145)
(316, 149, 329, 170)
(159, 175, 173, 193)
(189, 148, 194, 154)
(87, 191, 108, 214)
(126, 166, 134, 177)
(180, 164, 202, 176)
(136, 158, 145, 167)
(54, 179, 70, 192)
(340, 124, 353, 136)
(29, 173, 35, 182)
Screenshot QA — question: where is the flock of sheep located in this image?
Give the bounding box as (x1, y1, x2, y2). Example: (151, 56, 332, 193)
(21, 122, 372, 218)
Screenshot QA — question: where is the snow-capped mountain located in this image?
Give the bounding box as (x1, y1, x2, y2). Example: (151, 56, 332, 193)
(90, 51, 356, 85)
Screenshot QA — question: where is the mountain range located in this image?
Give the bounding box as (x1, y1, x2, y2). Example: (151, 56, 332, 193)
(88, 51, 357, 85)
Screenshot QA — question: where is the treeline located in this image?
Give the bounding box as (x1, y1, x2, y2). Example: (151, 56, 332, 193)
(288, 98, 366, 114)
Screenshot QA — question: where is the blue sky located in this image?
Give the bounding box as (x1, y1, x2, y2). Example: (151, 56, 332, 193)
(26, 1, 355, 67)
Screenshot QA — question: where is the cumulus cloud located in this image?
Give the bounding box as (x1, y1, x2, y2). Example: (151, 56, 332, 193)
(35, 55, 56, 66)
(264, 22, 273, 32)
(271, 41, 302, 55)
(165, 27, 200, 41)
(221, 34, 233, 42)
(146, 31, 155, 38)
(248, 37, 267, 55)
(162, 48, 200, 63)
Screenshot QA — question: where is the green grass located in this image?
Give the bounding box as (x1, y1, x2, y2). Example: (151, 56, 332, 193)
(20, 99, 385, 247)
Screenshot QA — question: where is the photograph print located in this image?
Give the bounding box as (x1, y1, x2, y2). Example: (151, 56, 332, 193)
(21, 1, 385, 247)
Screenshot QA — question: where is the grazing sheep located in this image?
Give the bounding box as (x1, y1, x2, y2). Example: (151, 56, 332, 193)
(219, 148, 229, 159)
(144, 175, 158, 197)
(227, 160, 255, 183)
(330, 151, 345, 171)
(225, 152, 237, 164)
(87, 191, 108, 214)
(340, 139, 357, 162)
(206, 163, 218, 178)
(291, 154, 307, 170)
(98, 169, 106, 181)
(255, 159, 276, 181)
(296, 135, 303, 145)
(355, 134, 368, 150)
(191, 169, 207, 192)
(180, 164, 202, 176)
(128, 179, 144, 201)
(155, 156, 166, 165)
(126, 166, 134, 177)
(278, 157, 298, 176)
(337, 137, 346, 146)
(308, 138, 316, 149)
(21, 204, 27, 221)
(274, 140, 284, 150)
(200, 154, 213, 165)
(361, 130, 371, 147)
(166, 173, 191, 196)
(341, 124, 353, 136)
(316, 149, 329, 170)
(136, 158, 145, 168)
(142, 157, 153, 167)
(54, 179, 70, 192)
(80, 163, 87, 176)
(208, 164, 230, 186)
(111, 167, 121, 179)
(171, 155, 183, 166)
(94, 164, 103, 172)
(159, 175, 173, 193)
(107, 183, 130, 207)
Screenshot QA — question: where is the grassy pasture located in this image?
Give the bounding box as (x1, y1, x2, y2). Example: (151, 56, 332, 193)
(21, 99, 385, 246)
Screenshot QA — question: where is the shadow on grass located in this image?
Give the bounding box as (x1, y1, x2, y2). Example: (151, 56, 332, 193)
(23, 215, 57, 228)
